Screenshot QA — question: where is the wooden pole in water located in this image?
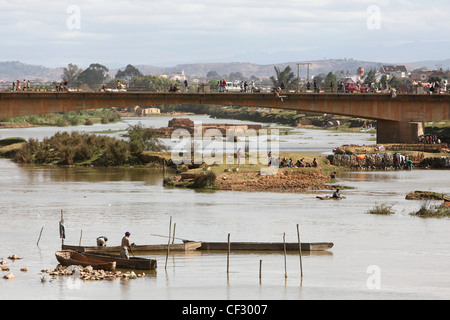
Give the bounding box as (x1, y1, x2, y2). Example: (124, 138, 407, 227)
(79, 230, 83, 246)
(165, 216, 172, 270)
(297, 224, 303, 279)
(172, 223, 176, 245)
(227, 233, 230, 274)
(36, 227, 44, 246)
(283, 232, 287, 279)
(259, 260, 262, 284)
(60, 210, 64, 247)
(163, 159, 166, 178)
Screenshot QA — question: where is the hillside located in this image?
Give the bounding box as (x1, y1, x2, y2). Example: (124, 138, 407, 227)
(0, 61, 63, 82)
(0, 58, 444, 82)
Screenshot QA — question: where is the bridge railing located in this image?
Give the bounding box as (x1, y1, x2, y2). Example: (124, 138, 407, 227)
(1, 82, 448, 95)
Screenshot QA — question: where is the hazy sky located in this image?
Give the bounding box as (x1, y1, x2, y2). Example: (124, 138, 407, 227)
(1, 0, 449, 68)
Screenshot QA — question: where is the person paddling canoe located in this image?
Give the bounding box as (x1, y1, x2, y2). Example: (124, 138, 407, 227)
(332, 188, 342, 199)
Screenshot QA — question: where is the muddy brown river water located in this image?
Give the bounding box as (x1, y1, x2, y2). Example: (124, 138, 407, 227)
(0, 116, 449, 300)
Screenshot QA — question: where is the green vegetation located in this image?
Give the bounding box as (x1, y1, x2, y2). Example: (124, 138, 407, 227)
(410, 201, 450, 218)
(270, 66, 297, 90)
(129, 74, 177, 92)
(11, 124, 165, 167)
(405, 191, 447, 200)
(0, 109, 121, 127)
(366, 203, 395, 215)
(124, 122, 166, 155)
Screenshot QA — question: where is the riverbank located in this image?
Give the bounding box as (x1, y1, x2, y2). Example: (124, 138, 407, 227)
(0, 109, 122, 128)
(163, 151, 342, 193)
(330, 144, 450, 169)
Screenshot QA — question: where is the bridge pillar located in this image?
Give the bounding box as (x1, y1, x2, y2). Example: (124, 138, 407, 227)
(377, 120, 424, 144)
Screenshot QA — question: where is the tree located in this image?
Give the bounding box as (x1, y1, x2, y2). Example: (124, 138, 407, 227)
(131, 75, 177, 92)
(229, 72, 246, 82)
(116, 64, 143, 79)
(206, 70, 219, 79)
(126, 123, 166, 154)
(61, 63, 83, 87)
(270, 66, 297, 90)
(363, 69, 377, 86)
(324, 72, 337, 91)
(77, 63, 109, 90)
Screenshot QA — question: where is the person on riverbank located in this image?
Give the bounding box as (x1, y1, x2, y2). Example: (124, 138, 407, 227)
(312, 158, 318, 167)
(184, 80, 189, 92)
(120, 232, 132, 259)
(96, 236, 108, 246)
(407, 159, 413, 170)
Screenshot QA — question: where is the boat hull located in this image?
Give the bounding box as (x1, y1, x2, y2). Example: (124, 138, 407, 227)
(62, 241, 202, 253)
(81, 252, 157, 270)
(55, 250, 116, 271)
(197, 242, 334, 252)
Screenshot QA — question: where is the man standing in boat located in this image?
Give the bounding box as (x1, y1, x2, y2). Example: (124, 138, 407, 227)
(120, 232, 132, 259)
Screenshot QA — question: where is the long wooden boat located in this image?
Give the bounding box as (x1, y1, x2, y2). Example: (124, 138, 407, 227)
(81, 252, 157, 271)
(55, 250, 116, 271)
(316, 196, 346, 200)
(195, 242, 334, 252)
(62, 241, 202, 253)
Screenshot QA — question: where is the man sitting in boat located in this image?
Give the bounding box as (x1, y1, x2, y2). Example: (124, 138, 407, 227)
(96, 236, 108, 247)
(121, 232, 132, 259)
(332, 188, 342, 199)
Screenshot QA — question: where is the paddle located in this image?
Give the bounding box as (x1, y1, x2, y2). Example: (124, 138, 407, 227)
(150, 233, 196, 243)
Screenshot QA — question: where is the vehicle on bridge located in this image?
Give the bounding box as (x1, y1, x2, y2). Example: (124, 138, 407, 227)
(344, 82, 359, 93)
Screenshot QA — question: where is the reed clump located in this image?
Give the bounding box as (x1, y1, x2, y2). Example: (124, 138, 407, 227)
(410, 201, 450, 218)
(366, 203, 395, 215)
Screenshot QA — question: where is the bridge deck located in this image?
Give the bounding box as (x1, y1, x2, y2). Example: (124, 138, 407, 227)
(0, 91, 449, 122)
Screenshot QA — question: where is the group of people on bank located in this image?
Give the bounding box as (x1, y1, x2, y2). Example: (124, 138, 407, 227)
(270, 156, 319, 168)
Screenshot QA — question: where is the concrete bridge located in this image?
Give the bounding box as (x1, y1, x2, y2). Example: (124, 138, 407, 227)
(0, 91, 449, 143)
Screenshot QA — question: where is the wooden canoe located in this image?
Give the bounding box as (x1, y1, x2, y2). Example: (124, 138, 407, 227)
(62, 241, 202, 254)
(81, 252, 157, 271)
(55, 250, 116, 271)
(316, 196, 346, 200)
(195, 242, 334, 252)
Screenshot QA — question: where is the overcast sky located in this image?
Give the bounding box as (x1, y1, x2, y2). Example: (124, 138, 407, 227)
(1, 0, 449, 68)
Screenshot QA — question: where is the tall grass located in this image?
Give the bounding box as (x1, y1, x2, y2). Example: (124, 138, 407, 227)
(366, 203, 395, 215)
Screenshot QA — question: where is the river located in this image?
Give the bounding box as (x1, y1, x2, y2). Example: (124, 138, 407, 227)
(0, 115, 449, 300)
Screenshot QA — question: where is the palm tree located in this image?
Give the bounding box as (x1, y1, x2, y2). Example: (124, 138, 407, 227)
(270, 66, 297, 90)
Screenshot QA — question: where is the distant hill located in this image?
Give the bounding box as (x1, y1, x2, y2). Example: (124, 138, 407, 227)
(1, 58, 447, 82)
(128, 59, 424, 79)
(0, 61, 63, 82)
